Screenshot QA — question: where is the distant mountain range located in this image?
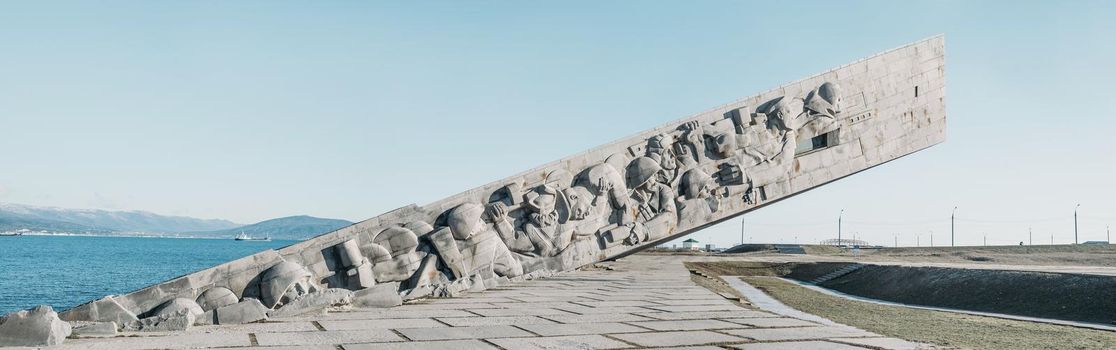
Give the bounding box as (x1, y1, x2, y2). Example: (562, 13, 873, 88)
(0, 203, 353, 240)
(190, 216, 354, 241)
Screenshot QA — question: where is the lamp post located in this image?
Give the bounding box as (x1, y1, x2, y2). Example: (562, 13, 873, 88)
(1029, 227, 1032, 246)
(951, 206, 958, 247)
(838, 209, 845, 246)
(930, 230, 934, 247)
(1074, 204, 1081, 245)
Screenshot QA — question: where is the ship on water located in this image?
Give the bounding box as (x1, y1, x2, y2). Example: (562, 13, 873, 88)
(234, 231, 271, 241)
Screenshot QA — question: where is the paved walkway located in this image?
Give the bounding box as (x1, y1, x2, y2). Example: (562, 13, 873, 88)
(49, 255, 932, 350)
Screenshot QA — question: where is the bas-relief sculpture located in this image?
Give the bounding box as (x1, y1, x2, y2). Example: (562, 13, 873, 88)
(53, 36, 946, 332)
(90, 82, 838, 321)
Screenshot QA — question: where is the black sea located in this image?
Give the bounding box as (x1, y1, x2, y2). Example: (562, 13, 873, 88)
(0, 235, 295, 314)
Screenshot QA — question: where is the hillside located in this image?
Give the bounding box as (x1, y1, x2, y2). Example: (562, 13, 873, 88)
(0, 203, 240, 233)
(192, 215, 353, 240)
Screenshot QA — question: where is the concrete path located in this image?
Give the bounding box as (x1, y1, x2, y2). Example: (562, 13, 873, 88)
(47, 255, 932, 350)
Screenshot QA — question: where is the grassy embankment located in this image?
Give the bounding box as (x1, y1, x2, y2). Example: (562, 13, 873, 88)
(686, 261, 1116, 350)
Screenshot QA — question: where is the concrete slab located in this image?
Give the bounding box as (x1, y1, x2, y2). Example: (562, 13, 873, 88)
(487, 335, 633, 349)
(720, 326, 877, 341)
(730, 340, 871, 349)
(540, 313, 654, 324)
(831, 337, 934, 350)
(397, 325, 534, 341)
(634, 310, 777, 320)
(466, 307, 571, 317)
(436, 315, 556, 326)
(627, 319, 746, 331)
(516, 322, 647, 336)
(723, 317, 820, 328)
(644, 304, 745, 312)
(343, 339, 498, 350)
(318, 318, 445, 330)
(55, 333, 251, 350)
(185, 322, 319, 334)
(608, 330, 745, 347)
(308, 309, 475, 320)
(255, 329, 403, 346)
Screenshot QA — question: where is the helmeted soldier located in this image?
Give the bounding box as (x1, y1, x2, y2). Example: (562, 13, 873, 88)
(676, 168, 719, 225)
(259, 261, 320, 309)
(625, 156, 677, 242)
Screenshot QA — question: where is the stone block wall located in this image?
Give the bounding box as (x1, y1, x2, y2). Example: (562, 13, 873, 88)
(62, 36, 946, 321)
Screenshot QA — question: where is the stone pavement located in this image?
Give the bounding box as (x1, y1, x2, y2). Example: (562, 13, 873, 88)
(47, 255, 931, 349)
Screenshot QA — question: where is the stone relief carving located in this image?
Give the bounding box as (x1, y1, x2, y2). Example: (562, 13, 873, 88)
(64, 81, 851, 324)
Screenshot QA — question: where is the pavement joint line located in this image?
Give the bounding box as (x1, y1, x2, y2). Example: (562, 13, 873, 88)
(478, 337, 510, 350)
(388, 328, 412, 342)
(508, 324, 545, 337)
(598, 332, 644, 348)
(429, 317, 455, 327)
(616, 321, 657, 332)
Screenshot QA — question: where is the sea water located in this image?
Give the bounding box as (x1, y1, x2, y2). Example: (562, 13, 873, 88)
(0, 235, 295, 315)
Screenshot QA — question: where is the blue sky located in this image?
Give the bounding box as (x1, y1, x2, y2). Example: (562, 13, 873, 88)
(2, 1, 1115, 247)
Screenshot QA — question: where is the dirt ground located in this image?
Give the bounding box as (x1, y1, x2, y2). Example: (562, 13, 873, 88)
(742, 276, 1116, 350)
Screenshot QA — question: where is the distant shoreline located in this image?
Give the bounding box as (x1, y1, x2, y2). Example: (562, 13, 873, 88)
(5, 232, 300, 241)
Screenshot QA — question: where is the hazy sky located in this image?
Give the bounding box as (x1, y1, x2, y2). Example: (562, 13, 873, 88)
(3, 1, 1115, 248)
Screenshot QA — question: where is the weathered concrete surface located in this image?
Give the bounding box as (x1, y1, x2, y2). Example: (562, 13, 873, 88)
(54, 255, 932, 349)
(0, 305, 71, 347)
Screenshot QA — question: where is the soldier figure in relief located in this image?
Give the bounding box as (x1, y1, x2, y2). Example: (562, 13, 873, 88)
(441, 203, 524, 278)
(625, 156, 677, 243)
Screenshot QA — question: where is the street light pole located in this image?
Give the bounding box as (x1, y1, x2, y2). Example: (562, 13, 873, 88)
(838, 209, 844, 246)
(1074, 204, 1081, 245)
(1029, 227, 1032, 246)
(951, 206, 958, 247)
(930, 230, 934, 247)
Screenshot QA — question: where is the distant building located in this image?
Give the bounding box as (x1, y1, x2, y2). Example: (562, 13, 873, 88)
(705, 244, 715, 252)
(1083, 241, 1110, 245)
(682, 238, 700, 250)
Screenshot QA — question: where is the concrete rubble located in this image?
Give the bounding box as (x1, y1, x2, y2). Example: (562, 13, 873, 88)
(267, 288, 354, 318)
(124, 309, 196, 332)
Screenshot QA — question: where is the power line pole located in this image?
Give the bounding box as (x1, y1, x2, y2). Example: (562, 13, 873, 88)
(1074, 204, 1081, 245)
(983, 232, 986, 246)
(952, 206, 958, 247)
(838, 209, 844, 247)
(1029, 227, 1032, 246)
(930, 230, 934, 247)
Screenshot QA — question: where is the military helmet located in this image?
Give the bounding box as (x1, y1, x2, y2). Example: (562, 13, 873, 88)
(260, 261, 315, 308)
(626, 157, 662, 189)
(680, 168, 713, 199)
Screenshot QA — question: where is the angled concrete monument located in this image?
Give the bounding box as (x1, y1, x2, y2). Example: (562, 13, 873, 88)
(60, 36, 946, 324)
